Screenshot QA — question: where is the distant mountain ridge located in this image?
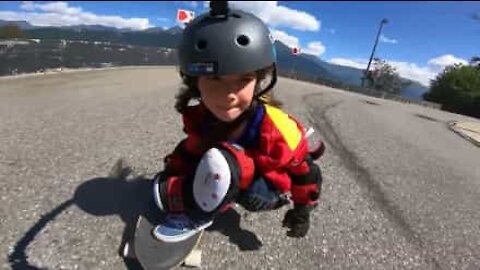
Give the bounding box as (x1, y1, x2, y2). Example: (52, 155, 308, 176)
(0, 19, 36, 30)
(0, 20, 429, 100)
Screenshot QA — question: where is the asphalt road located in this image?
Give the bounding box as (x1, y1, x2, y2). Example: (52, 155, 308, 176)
(1, 67, 479, 270)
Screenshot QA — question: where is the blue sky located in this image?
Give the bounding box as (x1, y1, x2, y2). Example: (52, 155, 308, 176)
(1, 1, 479, 86)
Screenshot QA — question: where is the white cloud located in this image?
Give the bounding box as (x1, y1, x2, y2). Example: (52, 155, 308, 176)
(229, 1, 320, 31)
(0, 1, 152, 30)
(302, 41, 326, 57)
(271, 29, 299, 48)
(379, 34, 397, 44)
(0, 11, 23, 21)
(427, 54, 468, 69)
(330, 57, 434, 86)
(329, 54, 468, 87)
(21, 1, 82, 15)
(20, 1, 35, 11)
(330, 58, 369, 70)
(389, 61, 434, 86)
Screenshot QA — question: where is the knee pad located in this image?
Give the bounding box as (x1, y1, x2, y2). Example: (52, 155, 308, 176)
(192, 143, 255, 214)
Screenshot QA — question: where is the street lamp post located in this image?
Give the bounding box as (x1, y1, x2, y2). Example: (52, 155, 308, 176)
(361, 18, 388, 87)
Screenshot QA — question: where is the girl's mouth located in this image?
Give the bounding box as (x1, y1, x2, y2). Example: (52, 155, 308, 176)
(217, 105, 237, 111)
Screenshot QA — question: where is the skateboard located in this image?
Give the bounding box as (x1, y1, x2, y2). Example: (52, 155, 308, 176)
(123, 200, 203, 269)
(122, 127, 324, 269)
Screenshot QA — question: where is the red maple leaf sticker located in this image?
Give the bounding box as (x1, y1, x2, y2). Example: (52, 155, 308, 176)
(291, 47, 301, 55)
(177, 9, 194, 23)
(178, 11, 187, 21)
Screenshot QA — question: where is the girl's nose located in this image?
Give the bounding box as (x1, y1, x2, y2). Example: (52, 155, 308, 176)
(226, 92, 237, 104)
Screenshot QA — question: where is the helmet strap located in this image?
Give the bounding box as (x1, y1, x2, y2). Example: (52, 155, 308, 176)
(254, 64, 278, 99)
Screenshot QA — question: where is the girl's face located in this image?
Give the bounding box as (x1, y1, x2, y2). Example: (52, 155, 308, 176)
(198, 72, 256, 122)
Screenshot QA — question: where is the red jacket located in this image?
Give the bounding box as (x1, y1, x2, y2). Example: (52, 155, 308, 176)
(165, 102, 319, 205)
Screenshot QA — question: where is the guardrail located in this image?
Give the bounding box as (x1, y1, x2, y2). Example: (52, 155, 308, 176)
(280, 72, 442, 110)
(353, 87, 442, 109)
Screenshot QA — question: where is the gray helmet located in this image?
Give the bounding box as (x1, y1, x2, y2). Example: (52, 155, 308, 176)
(178, 2, 277, 95)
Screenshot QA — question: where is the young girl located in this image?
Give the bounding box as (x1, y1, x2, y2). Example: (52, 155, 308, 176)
(152, 2, 324, 242)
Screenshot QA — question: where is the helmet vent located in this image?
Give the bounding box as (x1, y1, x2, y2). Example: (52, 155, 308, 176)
(236, 35, 250, 46)
(196, 40, 208, 51)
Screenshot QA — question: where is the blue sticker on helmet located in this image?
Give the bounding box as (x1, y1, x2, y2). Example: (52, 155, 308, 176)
(187, 62, 217, 74)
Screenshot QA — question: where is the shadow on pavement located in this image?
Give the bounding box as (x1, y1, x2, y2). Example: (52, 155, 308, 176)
(207, 208, 263, 251)
(8, 199, 75, 270)
(8, 159, 261, 270)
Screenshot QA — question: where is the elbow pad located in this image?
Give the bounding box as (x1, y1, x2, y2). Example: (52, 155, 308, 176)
(289, 156, 323, 205)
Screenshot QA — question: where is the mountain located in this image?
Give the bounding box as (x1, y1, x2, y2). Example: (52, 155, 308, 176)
(301, 54, 364, 85)
(21, 26, 181, 48)
(23, 27, 123, 42)
(0, 20, 36, 30)
(401, 81, 429, 101)
(274, 41, 333, 81)
(165, 26, 183, 35)
(121, 28, 180, 48)
(144, 27, 167, 33)
(60, 24, 124, 32)
(1, 20, 429, 99)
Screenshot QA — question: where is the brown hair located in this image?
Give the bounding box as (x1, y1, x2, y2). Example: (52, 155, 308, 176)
(174, 65, 282, 114)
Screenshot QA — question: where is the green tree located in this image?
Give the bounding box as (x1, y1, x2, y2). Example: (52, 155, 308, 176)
(0, 24, 24, 39)
(423, 64, 480, 118)
(365, 58, 406, 94)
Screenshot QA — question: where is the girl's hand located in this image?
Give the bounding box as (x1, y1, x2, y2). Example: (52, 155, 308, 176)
(282, 204, 314, 238)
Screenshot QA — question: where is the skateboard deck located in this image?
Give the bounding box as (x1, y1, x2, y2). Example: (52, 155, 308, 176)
(132, 200, 203, 270)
